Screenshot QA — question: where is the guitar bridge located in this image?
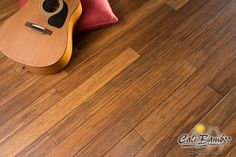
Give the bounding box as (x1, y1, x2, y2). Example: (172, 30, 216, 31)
(25, 22, 53, 35)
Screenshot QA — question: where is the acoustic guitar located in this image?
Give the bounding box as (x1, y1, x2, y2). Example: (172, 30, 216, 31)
(0, 0, 82, 74)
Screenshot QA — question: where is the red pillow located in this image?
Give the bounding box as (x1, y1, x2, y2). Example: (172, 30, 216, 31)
(18, 0, 118, 32)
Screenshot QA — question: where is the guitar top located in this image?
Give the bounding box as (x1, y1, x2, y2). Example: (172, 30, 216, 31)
(0, 0, 82, 74)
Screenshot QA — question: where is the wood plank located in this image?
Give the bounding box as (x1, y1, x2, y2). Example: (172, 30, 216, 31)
(0, 58, 14, 74)
(0, 0, 235, 156)
(134, 17, 201, 71)
(65, 0, 168, 72)
(54, 11, 222, 153)
(47, 83, 146, 157)
(135, 37, 236, 141)
(131, 1, 200, 53)
(148, 0, 233, 67)
(48, 55, 156, 144)
(0, 89, 62, 143)
(172, 0, 232, 41)
(0, 0, 18, 23)
(0, 71, 67, 124)
(0, 48, 139, 157)
(55, 5, 173, 97)
(59, 0, 232, 100)
(187, 1, 236, 68)
(166, 0, 189, 10)
(184, 0, 236, 48)
(62, 60, 196, 157)
(0, 66, 37, 103)
(104, 130, 146, 157)
(226, 145, 236, 157)
(187, 22, 235, 68)
(48, 48, 194, 145)
(187, 48, 210, 69)
(13, 63, 28, 75)
(195, 116, 236, 157)
(200, 22, 236, 58)
(0, 68, 24, 98)
(47, 3, 199, 143)
(166, 86, 236, 157)
(134, 0, 225, 54)
(135, 86, 221, 157)
(228, 59, 236, 75)
(210, 68, 236, 96)
(0, 51, 4, 59)
(180, 17, 235, 67)
(196, 87, 236, 134)
(15, 133, 56, 157)
(0, 74, 39, 107)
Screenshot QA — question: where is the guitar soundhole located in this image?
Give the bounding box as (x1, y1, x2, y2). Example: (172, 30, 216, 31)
(42, 0, 60, 13)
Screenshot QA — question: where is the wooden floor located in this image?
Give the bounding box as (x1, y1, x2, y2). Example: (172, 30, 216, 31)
(0, 0, 235, 156)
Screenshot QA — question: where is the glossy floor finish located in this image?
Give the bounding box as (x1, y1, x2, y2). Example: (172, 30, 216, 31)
(0, 0, 235, 156)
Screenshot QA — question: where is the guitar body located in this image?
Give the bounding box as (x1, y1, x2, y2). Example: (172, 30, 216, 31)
(0, 0, 82, 74)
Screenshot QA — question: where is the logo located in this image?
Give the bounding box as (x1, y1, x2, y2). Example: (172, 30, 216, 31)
(178, 124, 232, 155)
